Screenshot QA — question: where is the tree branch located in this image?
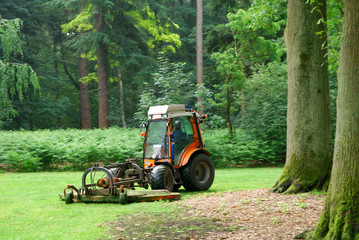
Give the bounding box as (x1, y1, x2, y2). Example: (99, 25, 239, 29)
(60, 43, 80, 90)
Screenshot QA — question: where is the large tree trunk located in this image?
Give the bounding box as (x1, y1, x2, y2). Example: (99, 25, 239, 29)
(312, 0, 359, 238)
(196, 0, 203, 114)
(273, 0, 332, 194)
(95, 10, 110, 129)
(79, 54, 91, 129)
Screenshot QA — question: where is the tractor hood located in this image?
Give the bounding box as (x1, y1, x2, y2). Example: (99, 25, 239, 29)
(147, 104, 198, 119)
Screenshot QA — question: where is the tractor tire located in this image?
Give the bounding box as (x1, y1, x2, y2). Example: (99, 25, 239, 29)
(181, 153, 215, 191)
(119, 192, 128, 205)
(65, 191, 74, 204)
(150, 165, 174, 192)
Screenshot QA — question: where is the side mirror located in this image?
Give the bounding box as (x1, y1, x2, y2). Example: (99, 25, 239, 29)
(200, 114, 208, 120)
(199, 114, 208, 123)
(139, 122, 147, 136)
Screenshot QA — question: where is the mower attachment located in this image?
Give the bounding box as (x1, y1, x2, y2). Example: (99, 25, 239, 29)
(59, 161, 180, 204)
(59, 184, 180, 204)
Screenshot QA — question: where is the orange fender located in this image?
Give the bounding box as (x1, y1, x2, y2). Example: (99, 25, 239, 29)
(179, 148, 211, 167)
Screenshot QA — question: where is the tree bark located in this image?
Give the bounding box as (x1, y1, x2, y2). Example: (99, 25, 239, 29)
(79, 53, 91, 129)
(225, 77, 232, 135)
(313, 0, 359, 238)
(118, 69, 127, 129)
(196, 0, 203, 114)
(273, 0, 332, 194)
(53, 37, 62, 128)
(95, 10, 110, 129)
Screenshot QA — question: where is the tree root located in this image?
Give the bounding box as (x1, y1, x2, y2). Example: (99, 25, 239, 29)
(272, 168, 329, 194)
(293, 229, 315, 239)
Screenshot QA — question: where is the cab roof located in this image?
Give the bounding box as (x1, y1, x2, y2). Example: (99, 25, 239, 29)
(147, 104, 195, 119)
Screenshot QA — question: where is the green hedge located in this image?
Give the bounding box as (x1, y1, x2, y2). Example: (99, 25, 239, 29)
(0, 128, 143, 171)
(203, 129, 285, 167)
(0, 128, 284, 172)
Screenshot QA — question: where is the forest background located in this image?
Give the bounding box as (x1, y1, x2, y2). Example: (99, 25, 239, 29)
(0, 0, 342, 171)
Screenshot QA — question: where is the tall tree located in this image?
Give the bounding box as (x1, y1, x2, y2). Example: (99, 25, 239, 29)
(78, 34, 91, 129)
(196, 0, 203, 113)
(312, 0, 359, 238)
(94, 2, 110, 129)
(60, 3, 98, 129)
(273, 0, 332, 194)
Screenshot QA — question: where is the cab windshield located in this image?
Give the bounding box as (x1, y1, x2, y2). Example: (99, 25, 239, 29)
(144, 120, 169, 159)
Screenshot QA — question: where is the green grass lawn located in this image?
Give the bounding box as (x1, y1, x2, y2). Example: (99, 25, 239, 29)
(0, 168, 282, 240)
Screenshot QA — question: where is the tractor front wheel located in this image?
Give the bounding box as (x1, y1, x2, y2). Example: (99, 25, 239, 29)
(181, 153, 214, 191)
(150, 165, 174, 192)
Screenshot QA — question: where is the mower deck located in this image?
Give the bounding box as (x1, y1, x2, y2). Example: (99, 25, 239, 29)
(59, 187, 180, 204)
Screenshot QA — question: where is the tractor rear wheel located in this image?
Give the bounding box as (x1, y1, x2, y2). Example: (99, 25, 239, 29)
(150, 165, 174, 192)
(181, 153, 214, 191)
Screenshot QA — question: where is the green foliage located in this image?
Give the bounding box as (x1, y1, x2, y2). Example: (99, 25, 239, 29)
(0, 126, 286, 173)
(195, 84, 226, 129)
(203, 129, 282, 166)
(60, 4, 93, 33)
(0, 128, 143, 171)
(308, 0, 343, 76)
(209, 0, 285, 133)
(129, 4, 181, 53)
(0, 16, 40, 121)
(135, 54, 195, 121)
(196, 62, 287, 166)
(327, 1, 342, 75)
(0, 17, 23, 61)
(240, 62, 287, 161)
(5, 151, 42, 172)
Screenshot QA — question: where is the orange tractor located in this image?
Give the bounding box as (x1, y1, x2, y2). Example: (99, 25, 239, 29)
(61, 105, 214, 204)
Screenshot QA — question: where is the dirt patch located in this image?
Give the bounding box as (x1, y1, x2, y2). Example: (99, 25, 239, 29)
(106, 189, 325, 240)
(106, 213, 233, 240)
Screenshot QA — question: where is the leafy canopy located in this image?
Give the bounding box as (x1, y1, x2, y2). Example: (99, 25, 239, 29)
(0, 16, 40, 120)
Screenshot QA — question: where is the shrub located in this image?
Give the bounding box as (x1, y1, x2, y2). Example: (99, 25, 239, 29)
(0, 128, 143, 172)
(0, 127, 284, 172)
(203, 129, 283, 167)
(4, 151, 42, 172)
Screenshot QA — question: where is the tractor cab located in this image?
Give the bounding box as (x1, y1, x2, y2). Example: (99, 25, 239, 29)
(142, 105, 208, 169)
(140, 104, 214, 192)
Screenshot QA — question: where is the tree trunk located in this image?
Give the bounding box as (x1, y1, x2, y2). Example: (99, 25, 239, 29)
(79, 53, 91, 129)
(53, 37, 62, 128)
(240, 91, 246, 112)
(196, 0, 203, 114)
(312, 0, 359, 238)
(273, 0, 332, 194)
(118, 69, 127, 129)
(95, 10, 110, 129)
(225, 77, 233, 135)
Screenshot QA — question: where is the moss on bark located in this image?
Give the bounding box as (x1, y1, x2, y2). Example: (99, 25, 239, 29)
(272, 154, 330, 194)
(313, 189, 359, 239)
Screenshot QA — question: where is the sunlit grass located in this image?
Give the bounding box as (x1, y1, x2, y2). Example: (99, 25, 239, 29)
(0, 168, 282, 239)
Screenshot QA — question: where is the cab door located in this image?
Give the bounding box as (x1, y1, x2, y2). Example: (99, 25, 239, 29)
(171, 116, 195, 165)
